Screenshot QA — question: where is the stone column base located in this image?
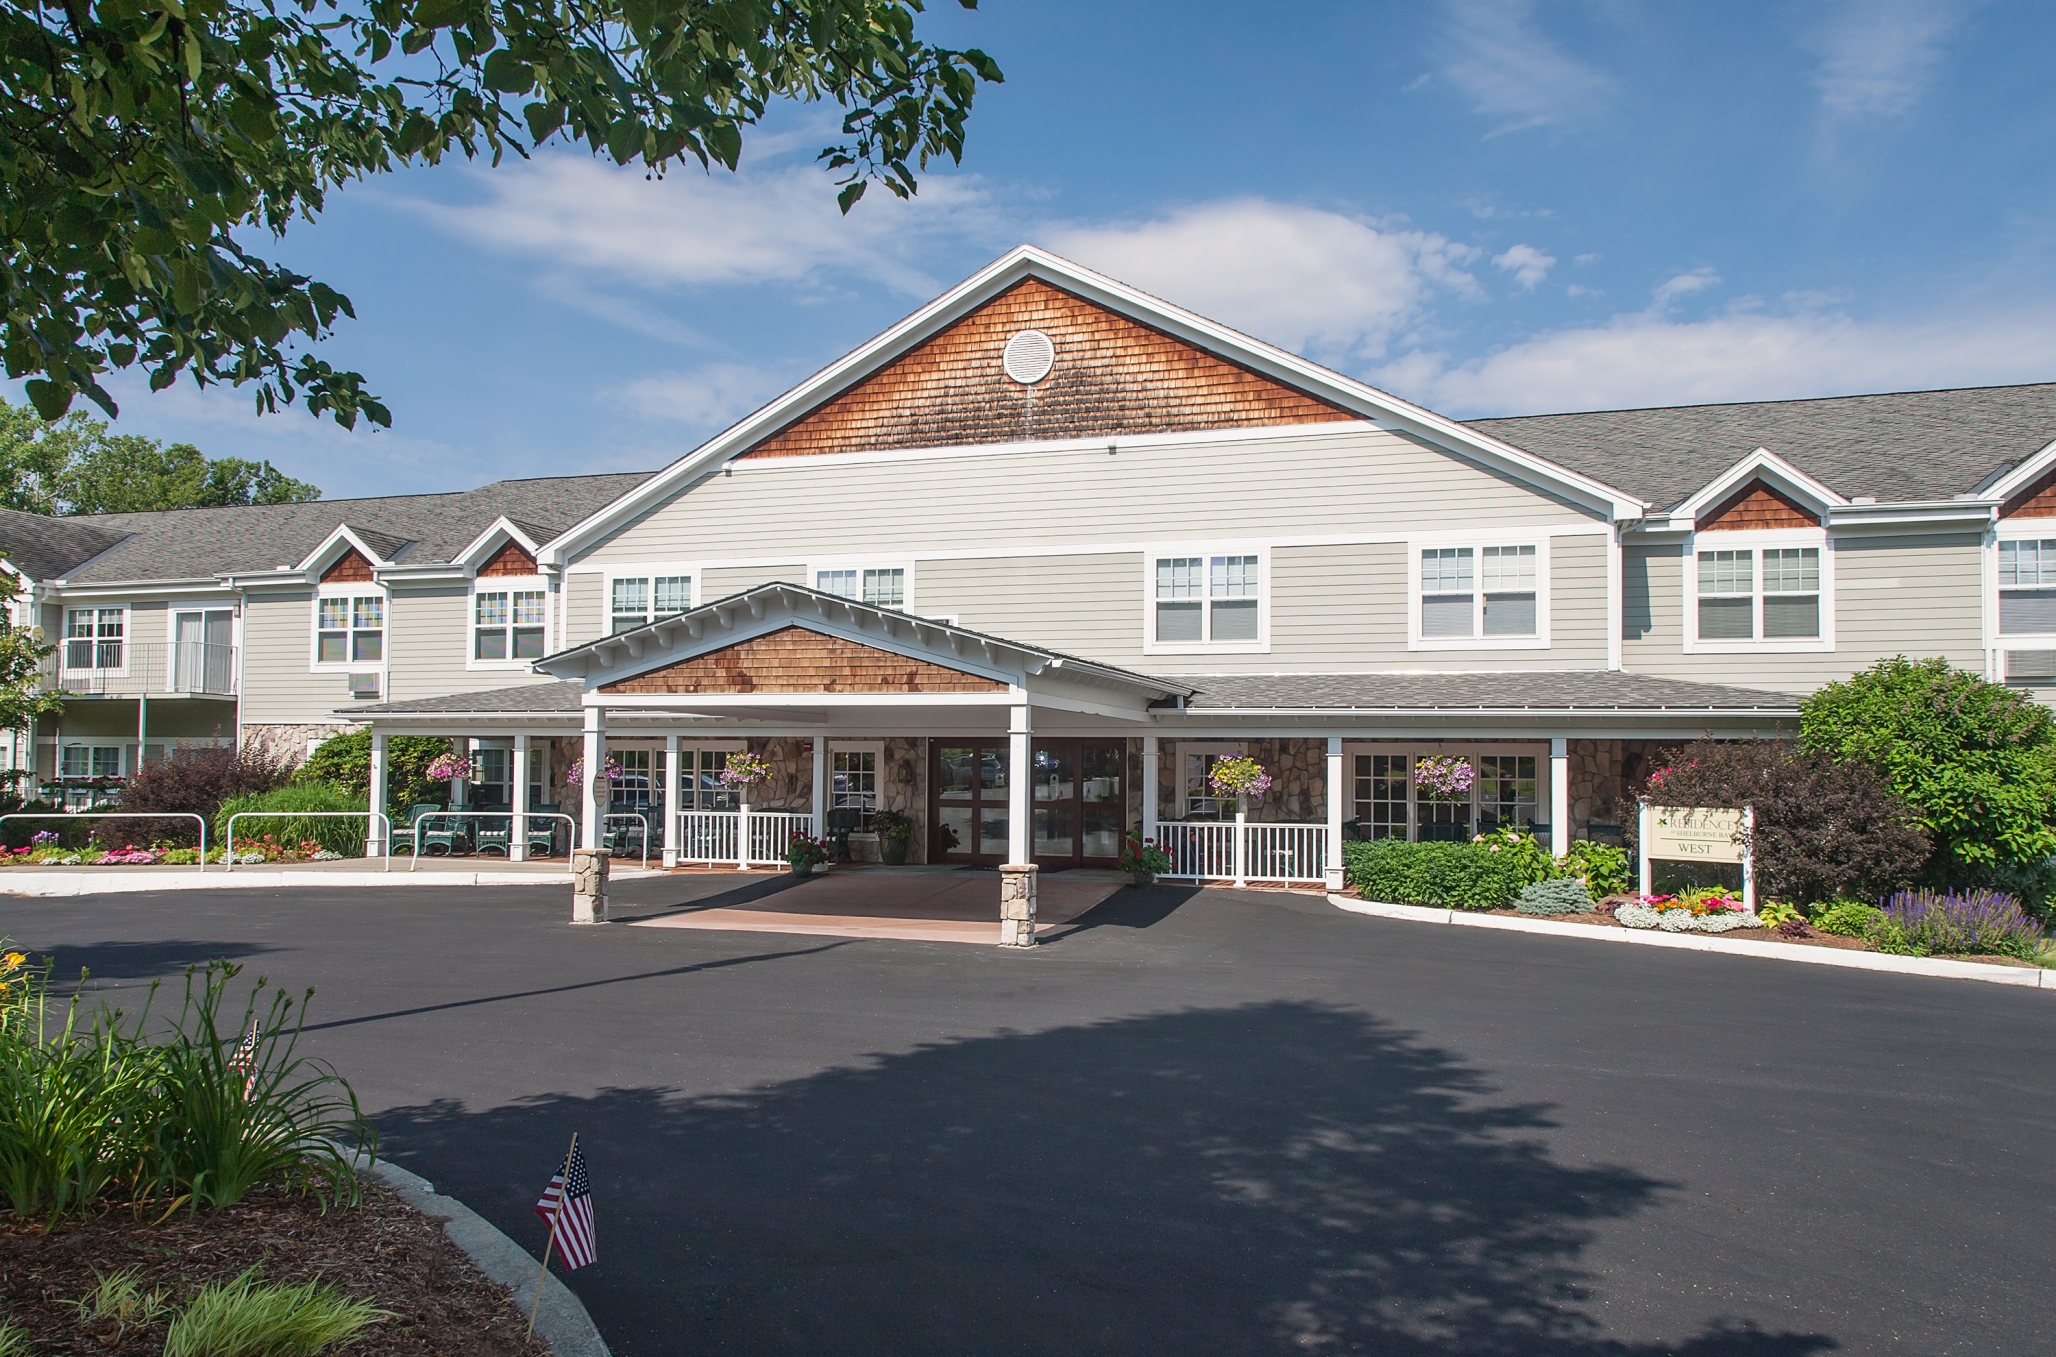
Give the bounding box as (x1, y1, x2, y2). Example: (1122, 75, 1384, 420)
(572, 847, 612, 924)
(998, 863, 1039, 948)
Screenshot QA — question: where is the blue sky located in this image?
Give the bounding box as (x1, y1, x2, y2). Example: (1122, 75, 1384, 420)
(37, 0, 2056, 500)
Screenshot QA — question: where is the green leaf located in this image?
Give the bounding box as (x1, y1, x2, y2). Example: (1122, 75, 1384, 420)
(482, 48, 532, 94)
(24, 379, 72, 421)
(837, 179, 867, 213)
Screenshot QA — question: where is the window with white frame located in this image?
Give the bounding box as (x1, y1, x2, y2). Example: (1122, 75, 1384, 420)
(676, 746, 742, 812)
(1419, 546, 1537, 640)
(61, 744, 123, 778)
(315, 593, 383, 664)
(1153, 554, 1260, 646)
(610, 575, 692, 634)
(1999, 538, 2056, 634)
(474, 587, 547, 660)
(1695, 545, 1821, 641)
(816, 568, 905, 608)
(63, 606, 124, 670)
(833, 750, 878, 824)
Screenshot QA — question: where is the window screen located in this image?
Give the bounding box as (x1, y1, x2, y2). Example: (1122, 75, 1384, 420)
(1421, 548, 1474, 638)
(2000, 540, 2056, 635)
(1697, 550, 1754, 640)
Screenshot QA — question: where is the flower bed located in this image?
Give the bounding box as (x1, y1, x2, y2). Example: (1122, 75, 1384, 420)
(1616, 889, 1761, 934)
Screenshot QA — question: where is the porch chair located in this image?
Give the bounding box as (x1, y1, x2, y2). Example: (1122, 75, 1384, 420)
(420, 811, 470, 856)
(388, 804, 441, 856)
(473, 810, 512, 857)
(526, 806, 561, 858)
(603, 807, 651, 859)
(823, 807, 866, 863)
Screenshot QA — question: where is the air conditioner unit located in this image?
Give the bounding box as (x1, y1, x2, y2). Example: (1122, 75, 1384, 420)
(347, 672, 381, 698)
(2005, 651, 2056, 683)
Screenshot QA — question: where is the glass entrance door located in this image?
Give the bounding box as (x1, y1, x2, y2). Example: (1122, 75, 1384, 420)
(1034, 739, 1124, 867)
(932, 744, 1010, 864)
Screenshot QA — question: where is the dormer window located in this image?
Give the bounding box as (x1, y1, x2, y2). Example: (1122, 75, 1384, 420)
(1999, 538, 2056, 634)
(317, 595, 383, 663)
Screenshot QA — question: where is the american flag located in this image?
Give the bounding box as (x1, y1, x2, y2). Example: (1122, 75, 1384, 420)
(227, 1021, 260, 1098)
(534, 1143, 596, 1271)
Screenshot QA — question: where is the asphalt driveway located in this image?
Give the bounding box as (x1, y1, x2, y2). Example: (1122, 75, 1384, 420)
(5, 874, 2052, 1355)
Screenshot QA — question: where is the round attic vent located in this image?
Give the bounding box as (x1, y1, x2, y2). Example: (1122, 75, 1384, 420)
(1001, 329, 1056, 385)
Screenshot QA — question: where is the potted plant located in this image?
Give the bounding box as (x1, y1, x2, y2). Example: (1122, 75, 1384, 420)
(785, 830, 829, 878)
(876, 809, 914, 865)
(1119, 832, 1172, 887)
(425, 751, 474, 786)
(1207, 754, 1272, 813)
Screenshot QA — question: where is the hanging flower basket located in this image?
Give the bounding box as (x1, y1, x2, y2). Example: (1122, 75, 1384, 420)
(719, 750, 773, 788)
(1207, 754, 1272, 802)
(1414, 756, 1474, 798)
(566, 755, 622, 788)
(425, 753, 473, 782)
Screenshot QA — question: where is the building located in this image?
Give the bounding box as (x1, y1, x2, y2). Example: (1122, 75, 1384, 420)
(4, 246, 2052, 898)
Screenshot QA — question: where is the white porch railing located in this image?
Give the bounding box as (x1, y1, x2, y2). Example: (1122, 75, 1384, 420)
(1156, 820, 1328, 885)
(675, 810, 814, 868)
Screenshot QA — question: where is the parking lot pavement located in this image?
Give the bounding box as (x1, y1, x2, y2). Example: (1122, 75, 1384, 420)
(8, 876, 2053, 1356)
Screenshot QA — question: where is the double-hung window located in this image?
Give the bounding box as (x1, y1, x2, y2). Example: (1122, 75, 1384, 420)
(316, 594, 383, 664)
(610, 575, 692, 634)
(1151, 553, 1263, 648)
(1693, 544, 1823, 643)
(61, 744, 123, 778)
(63, 607, 124, 670)
(816, 568, 906, 608)
(1416, 544, 1540, 643)
(475, 589, 547, 660)
(1999, 539, 2056, 635)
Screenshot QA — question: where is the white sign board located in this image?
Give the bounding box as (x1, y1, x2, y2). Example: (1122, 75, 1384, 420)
(1647, 805, 1745, 864)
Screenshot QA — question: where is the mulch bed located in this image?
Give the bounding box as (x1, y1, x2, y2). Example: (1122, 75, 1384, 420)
(1, 1179, 550, 1355)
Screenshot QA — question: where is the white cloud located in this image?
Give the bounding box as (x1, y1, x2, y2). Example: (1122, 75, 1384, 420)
(1042, 199, 1480, 361)
(1373, 305, 2056, 417)
(608, 363, 790, 430)
(1809, 0, 1971, 121)
(1438, 0, 1615, 134)
(1492, 243, 1556, 290)
(1652, 268, 1721, 307)
(387, 154, 1005, 298)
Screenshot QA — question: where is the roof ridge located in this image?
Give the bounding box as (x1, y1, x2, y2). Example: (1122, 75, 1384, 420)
(1466, 380, 2056, 424)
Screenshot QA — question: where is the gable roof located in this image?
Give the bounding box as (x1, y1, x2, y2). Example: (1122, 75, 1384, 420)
(5, 472, 653, 586)
(1467, 383, 2056, 514)
(540, 246, 1649, 563)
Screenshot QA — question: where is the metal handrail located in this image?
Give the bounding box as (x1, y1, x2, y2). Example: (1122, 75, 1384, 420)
(406, 810, 577, 873)
(224, 811, 391, 872)
(0, 812, 208, 872)
(601, 812, 653, 870)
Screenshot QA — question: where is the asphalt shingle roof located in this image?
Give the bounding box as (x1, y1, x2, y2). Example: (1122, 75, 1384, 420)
(0, 509, 132, 582)
(354, 681, 585, 715)
(1177, 672, 1799, 713)
(10, 472, 654, 584)
(1467, 382, 2056, 512)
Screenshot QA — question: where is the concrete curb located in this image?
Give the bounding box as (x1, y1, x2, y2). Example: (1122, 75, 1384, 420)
(1, 868, 664, 896)
(1328, 894, 2056, 990)
(364, 1158, 611, 1357)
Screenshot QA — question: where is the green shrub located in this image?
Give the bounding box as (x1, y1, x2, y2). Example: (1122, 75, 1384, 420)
(1473, 824, 1554, 886)
(163, 1268, 387, 1357)
(1802, 657, 2056, 897)
(214, 785, 367, 858)
(297, 730, 453, 814)
(67, 1268, 169, 1340)
(0, 946, 373, 1221)
(1343, 839, 1527, 910)
(1811, 900, 1879, 937)
(1562, 840, 1631, 897)
(1515, 877, 1592, 916)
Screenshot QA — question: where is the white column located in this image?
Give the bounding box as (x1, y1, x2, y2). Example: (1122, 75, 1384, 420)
(1550, 737, 1570, 859)
(1007, 703, 1031, 864)
(662, 733, 680, 868)
(1233, 796, 1248, 888)
(1142, 735, 1160, 842)
(1741, 804, 1756, 914)
(1637, 798, 1653, 899)
(1324, 736, 1345, 891)
(450, 740, 468, 810)
(367, 732, 389, 858)
(511, 733, 530, 862)
(810, 738, 828, 835)
(580, 705, 605, 851)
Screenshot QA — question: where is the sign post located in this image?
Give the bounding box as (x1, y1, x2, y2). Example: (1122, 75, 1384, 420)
(1638, 800, 1752, 907)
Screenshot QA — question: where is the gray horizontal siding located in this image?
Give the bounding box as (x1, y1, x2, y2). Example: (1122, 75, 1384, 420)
(1623, 532, 1986, 694)
(238, 589, 358, 726)
(916, 554, 1146, 667)
(572, 426, 1602, 567)
(385, 585, 558, 702)
(704, 564, 806, 601)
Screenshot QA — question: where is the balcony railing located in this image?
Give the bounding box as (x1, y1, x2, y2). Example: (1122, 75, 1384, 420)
(42, 641, 238, 697)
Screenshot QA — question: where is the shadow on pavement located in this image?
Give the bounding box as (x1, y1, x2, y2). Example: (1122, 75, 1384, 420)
(376, 1001, 1837, 1357)
(28, 938, 278, 984)
(1042, 881, 1204, 940)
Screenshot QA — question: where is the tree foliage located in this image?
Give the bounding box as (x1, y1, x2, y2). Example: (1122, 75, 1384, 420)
(1639, 738, 1930, 906)
(1800, 656, 2056, 882)
(0, 564, 62, 739)
(0, 0, 1000, 427)
(100, 737, 295, 844)
(298, 727, 450, 810)
(1, 397, 319, 512)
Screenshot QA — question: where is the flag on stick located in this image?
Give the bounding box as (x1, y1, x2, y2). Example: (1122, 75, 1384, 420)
(227, 1020, 260, 1098)
(534, 1140, 597, 1271)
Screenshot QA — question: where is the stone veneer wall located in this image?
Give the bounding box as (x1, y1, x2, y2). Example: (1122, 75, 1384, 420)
(1156, 739, 1329, 823)
(1563, 739, 1664, 842)
(742, 736, 928, 861)
(242, 722, 359, 766)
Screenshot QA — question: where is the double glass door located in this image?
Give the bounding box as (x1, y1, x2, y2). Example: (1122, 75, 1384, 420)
(931, 739, 1125, 867)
